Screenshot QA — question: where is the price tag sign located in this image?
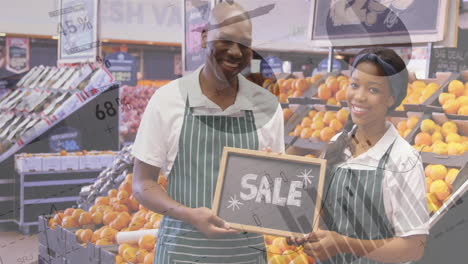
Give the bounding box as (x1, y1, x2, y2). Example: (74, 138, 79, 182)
(105, 52, 137, 86)
(58, 0, 99, 63)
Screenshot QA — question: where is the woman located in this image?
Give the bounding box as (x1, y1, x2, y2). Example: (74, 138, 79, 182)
(291, 47, 429, 263)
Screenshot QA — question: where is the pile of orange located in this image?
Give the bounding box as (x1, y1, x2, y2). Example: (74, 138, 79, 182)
(395, 81, 440, 110)
(425, 164, 459, 213)
(395, 116, 420, 138)
(47, 172, 165, 264)
(264, 235, 315, 264)
(315, 75, 349, 106)
(411, 119, 468, 155)
(289, 108, 349, 142)
(439, 80, 468, 115)
(265, 74, 323, 103)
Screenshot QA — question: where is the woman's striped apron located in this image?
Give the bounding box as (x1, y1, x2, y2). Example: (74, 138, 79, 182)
(154, 100, 267, 264)
(321, 141, 397, 264)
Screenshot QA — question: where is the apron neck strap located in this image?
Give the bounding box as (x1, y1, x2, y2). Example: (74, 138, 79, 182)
(377, 139, 397, 170)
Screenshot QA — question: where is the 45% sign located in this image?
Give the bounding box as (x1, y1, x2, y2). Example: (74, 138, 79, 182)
(57, 16, 93, 36)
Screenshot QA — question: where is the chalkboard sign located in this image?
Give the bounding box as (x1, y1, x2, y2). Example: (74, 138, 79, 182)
(309, 0, 449, 47)
(48, 125, 81, 152)
(212, 147, 326, 237)
(183, 0, 213, 74)
(105, 52, 137, 86)
(429, 48, 468, 77)
(260, 56, 283, 78)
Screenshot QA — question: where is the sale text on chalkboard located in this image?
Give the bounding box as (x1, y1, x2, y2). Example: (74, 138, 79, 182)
(212, 147, 326, 237)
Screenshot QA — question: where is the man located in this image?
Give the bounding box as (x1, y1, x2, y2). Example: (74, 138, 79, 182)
(132, 2, 284, 263)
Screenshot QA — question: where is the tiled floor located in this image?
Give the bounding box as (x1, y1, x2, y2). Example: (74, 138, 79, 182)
(0, 223, 38, 264)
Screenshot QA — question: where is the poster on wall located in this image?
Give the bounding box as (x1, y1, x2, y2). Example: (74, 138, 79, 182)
(308, 0, 449, 47)
(105, 52, 137, 86)
(6, 37, 30, 74)
(58, 0, 99, 63)
(183, 0, 214, 74)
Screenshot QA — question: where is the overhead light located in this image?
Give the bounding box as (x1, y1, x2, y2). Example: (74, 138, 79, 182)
(51, 35, 59, 40)
(102, 39, 109, 42)
(335, 55, 345, 60)
(0, 33, 6, 37)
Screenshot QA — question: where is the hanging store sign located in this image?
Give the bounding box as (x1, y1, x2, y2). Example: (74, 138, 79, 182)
(6, 37, 30, 74)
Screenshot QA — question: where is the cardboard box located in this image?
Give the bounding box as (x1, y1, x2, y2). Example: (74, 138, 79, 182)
(42, 156, 62, 171)
(60, 156, 80, 171)
(16, 156, 43, 172)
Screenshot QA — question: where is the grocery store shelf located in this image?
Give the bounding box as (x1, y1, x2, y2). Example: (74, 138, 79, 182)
(24, 196, 79, 205)
(23, 178, 95, 187)
(18, 168, 103, 175)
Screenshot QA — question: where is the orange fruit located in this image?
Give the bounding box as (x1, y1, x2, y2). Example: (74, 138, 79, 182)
(335, 89, 346, 101)
(458, 105, 468, 115)
(329, 119, 343, 132)
(429, 164, 447, 181)
(119, 180, 133, 194)
(95, 239, 112, 246)
(406, 117, 419, 129)
(113, 203, 129, 213)
(311, 120, 325, 131)
(327, 98, 338, 105)
(446, 168, 459, 185)
(283, 108, 293, 120)
(311, 130, 321, 139)
(91, 212, 103, 225)
(300, 128, 313, 139)
(139, 234, 157, 251)
(115, 255, 124, 264)
(397, 120, 407, 132)
(432, 132, 443, 143)
(136, 249, 149, 263)
(108, 189, 118, 198)
(53, 213, 64, 225)
(456, 96, 468, 106)
(78, 212, 92, 226)
(293, 126, 303, 137)
(269, 255, 287, 264)
(144, 253, 155, 264)
(446, 133, 461, 143)
(327, 79, 340, 93)
(403, 128, 412, 138)
(122, 247, 138, 263)
(432, 142, 448, 155)
(447, 142, 464, 155)
(80, 229, 93, 243)
(61, 216, 78, 228)
(323, 112, 336, 125)
(414, 132, 432, 146)
(426, 177, 433, 192)
(100, 227, 118, 242)
(439, 93, 456, 105)
(448, 80, 465, 97)
(301, 117, 312, 127)
(320, 127, 335, 142)
(337, 75, 348, 82)
(317, 84, 332, 100)
(117, 189, 130, 203)
(119, 243, 132, 256)
(95, 196, 110, 206)
(430, 180, 451, 201)
(295, 79, 309, 92)
(443, 99, 460, 114)
(325, 76, 336, 84)
(441, 121, 458, 137)
(103, 211, 118, 225)
(420, 119, 436, 134)
(128, 195, 140, 212)
(424, 164, 433, 178)
(336, 108, 349, 123)
(308, 110, 317, 118)
(279, 93, 288, 103)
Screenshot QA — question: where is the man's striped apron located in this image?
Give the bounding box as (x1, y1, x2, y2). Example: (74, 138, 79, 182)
(321, 141, 397, 264)
(154, 100, 267, 264)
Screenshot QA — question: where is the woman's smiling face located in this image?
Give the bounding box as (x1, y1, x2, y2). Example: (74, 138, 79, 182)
(347, 61, 395, 128)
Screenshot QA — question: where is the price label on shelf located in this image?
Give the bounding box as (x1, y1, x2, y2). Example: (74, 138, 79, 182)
(58, 0, 99, 63)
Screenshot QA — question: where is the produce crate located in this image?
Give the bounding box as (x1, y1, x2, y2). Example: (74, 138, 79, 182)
(403, 73, 453, 112)
(424, 73, 465, 116)
(408, 112, 468, 162)
(38, 215, 67, 258)
(288, 72, 341, 107)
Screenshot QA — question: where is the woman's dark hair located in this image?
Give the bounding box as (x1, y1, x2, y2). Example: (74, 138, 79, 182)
(322, 47, 408, 171)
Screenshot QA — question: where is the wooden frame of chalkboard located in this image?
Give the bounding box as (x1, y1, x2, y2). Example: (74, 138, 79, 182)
(307, 0, 450, 47)
(212, 147, 327, 237)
